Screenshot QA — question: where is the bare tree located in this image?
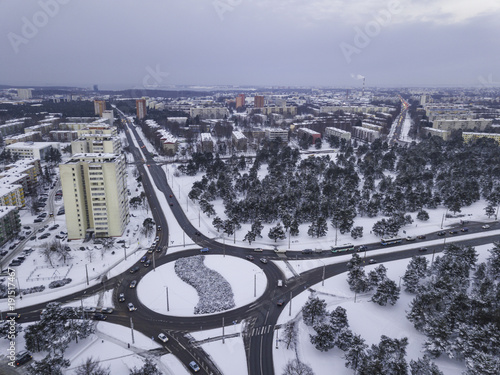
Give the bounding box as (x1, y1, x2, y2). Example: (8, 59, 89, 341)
(282, 359, 314, 375)
(283, 321, 298, 350)
(74, 357, 110, 375)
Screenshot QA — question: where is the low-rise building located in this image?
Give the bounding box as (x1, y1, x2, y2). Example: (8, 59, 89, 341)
(6, 142, 60, 160)
(232, 131, 247, 151)
(0, 206, 21, 246)
(4, 131, 42, 145)
(297, 128, 321, 144)
(190, 107, 229, 120)
(265, 129, 289, 142)
(325, 127, 352, 142)
(200, 133, 214, 153)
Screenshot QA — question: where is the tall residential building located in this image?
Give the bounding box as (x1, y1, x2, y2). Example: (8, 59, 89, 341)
(60, 153, 129, 239)
(94, 100, 106, 116)
(254, 95, 265, 108)
(136, 99, 147, 119)
(17, 89, 33, 100)
(236, 94, 245, 108)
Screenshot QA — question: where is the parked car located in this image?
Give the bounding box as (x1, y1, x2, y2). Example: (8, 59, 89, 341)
(158, 333, 169, 343)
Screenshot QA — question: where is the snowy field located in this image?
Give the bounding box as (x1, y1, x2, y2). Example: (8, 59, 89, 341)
(271, 244, 494, 375)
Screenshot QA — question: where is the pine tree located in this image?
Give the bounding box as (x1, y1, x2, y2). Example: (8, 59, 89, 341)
(268, 222, 286, 242)
(129, 358, 162, 375)
(282, 321, 297, 350)
(310, 323, 335, 352)
(409, 355, 443, 375)
(371, 279, 400, 306)
(344, 334, 368, 372)
(302, 296, 327, 327)
(27, 354, 70, 375)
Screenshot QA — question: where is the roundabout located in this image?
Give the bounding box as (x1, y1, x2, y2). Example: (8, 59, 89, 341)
(136, 254, 268, 317)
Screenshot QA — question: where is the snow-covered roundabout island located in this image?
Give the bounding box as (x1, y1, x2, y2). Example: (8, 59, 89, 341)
(137, 254, 268, 316)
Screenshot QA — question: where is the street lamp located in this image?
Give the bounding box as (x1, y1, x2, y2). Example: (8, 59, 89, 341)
(318, 259, 326, 287)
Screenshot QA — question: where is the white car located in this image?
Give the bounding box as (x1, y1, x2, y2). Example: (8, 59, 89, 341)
(127, 303, 136, 311)
(482, 224, 491, 229)
(158, 333, 169, 343)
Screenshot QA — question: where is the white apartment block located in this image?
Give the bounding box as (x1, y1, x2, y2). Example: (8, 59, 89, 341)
(325, 127, 352, 141)
(265, 129, 289, 142)
(71, 134, 121, 155)
(432, 118, 492, 131)
(352, 126, 380, 143)
(60, 153, 129, 239)
(6, 142, 60, 160)
(190, 107, 229, 119)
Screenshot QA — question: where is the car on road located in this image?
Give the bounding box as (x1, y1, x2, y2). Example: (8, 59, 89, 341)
(482, 224, 491, 229)
(254, 248, 263, 252)
(144, 259, 151, 267)
(118, 293, 125, 302)
(245, 255, 254, 261)
(417, 235, 426, 239)
(189, 361, 200, 372)
(157, 225, 161, 231)
(357, 245, 368, 252)
(406, 236, 416, 241)
(200, 247, 210, 253)
(369, 259, 377, 264)
(277, 299, 284, 306)
(83, 307, 96, 313)
(302, 249, 313, 254)
(100, 307, 114, 314)
(260, 258, 268, 264)
(169, 202, 174, 206)
(129, 280, 137, 288)
(130, 266, 140, 274)
(437, 231, 446, 236)
(15, 350, 32, 367)
(449, 229, 458, 234)
(194, 231, 201, 236)
(127, 303, 136, 311)
(418, 247, 428, 252)
(461, 227, 468, 232)
(93, 313, 107, 321)
(158, 333, 169, 343)
(140, 255, 148, 263)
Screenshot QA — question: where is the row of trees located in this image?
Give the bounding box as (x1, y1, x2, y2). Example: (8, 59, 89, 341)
(183, 134, 500, 245)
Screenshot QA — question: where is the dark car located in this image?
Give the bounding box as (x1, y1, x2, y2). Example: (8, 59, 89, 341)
(129, 280, 137, 288)
(140, 255, 148, 263)
(15, 350, 32, 367)
(93, 313, 107, 321)
(302, 248, 313, 254)
(417, 235, 426, 239)
(449, 229, 459, 234)
(34, 218, 43, 223)
(144, 259, 151, 267)
(245, 255, 254, 261)
(461, 227, 468, 232)
(437, 231, 446, 236)
(277, 299, 284, 306)
(418, 247, 428, 252)
(200, 247, 210, 253)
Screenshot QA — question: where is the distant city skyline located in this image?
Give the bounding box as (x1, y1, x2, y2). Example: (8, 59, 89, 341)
(1, 0, 499, 89)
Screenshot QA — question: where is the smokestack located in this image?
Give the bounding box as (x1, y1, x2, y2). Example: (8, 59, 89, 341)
(362, 77, 365, 96)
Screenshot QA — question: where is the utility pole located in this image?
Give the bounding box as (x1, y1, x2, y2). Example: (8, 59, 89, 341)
(85, 264, 89, 286)
(166, 287, 169, 312)
(130, 317, 135, 344)
(289, 291, 292, 316)
(222, 317, 225, 344)
(254, 274, 256, 298)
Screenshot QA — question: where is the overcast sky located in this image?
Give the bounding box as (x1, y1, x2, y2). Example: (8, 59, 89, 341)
(1, 0, 499, 90)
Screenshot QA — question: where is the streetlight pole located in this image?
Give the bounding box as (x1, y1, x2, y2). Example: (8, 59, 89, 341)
(166, 287, 169, 312)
